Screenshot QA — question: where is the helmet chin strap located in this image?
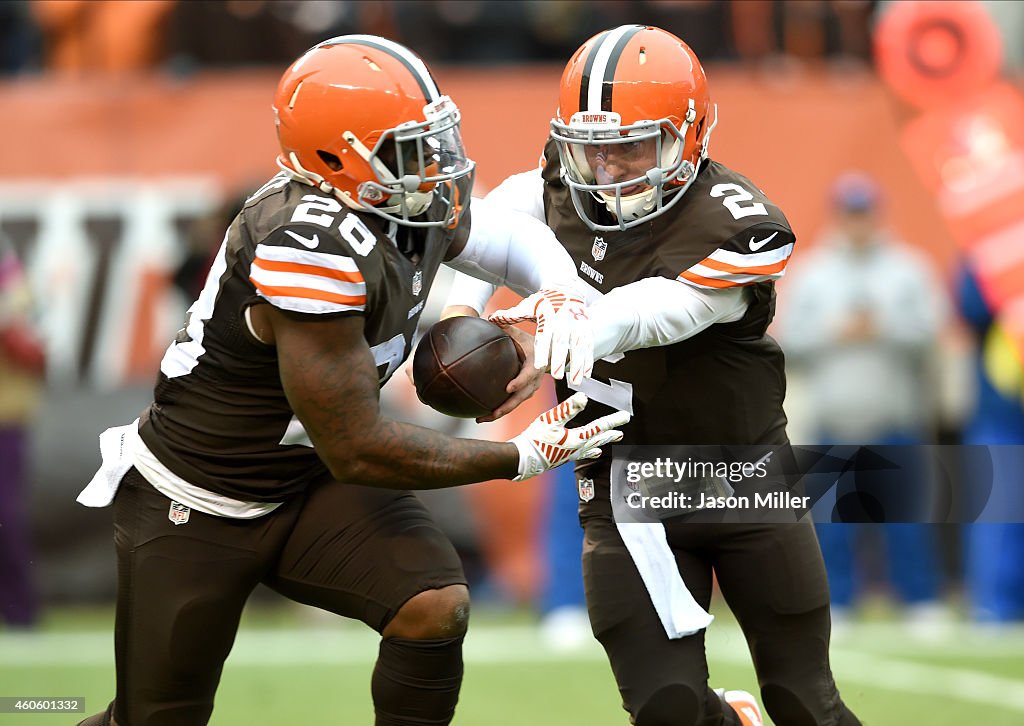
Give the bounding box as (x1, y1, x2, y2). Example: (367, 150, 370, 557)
(277, 153, 369, 211)
(281, 153, 334, 194)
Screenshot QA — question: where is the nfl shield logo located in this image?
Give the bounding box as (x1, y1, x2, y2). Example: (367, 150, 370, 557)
(168, 501, 191, 526)
(412, 269, 423, 297)
(591, 236, 607, 262)
(577, 477, 595, 503)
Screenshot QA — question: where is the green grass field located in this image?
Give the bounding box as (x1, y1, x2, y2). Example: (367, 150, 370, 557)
(2, 602, 1023, 725)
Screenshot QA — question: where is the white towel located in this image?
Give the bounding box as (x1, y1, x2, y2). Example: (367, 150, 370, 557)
(615, 521, 714, 638)
(77, 420, 139, 507)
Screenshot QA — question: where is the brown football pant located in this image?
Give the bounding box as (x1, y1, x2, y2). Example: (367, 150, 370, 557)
(109, 468, 466, 725)
(579, 464, 862, 726)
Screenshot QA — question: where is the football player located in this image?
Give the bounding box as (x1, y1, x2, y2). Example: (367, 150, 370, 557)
(75, 36, 626, 726)
(444, 25, 862, 726)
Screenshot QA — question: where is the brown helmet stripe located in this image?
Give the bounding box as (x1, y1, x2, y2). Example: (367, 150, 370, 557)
(579, 25, 645, 112)
(578, 30, 611, 113)
(600, 26, 644, 111)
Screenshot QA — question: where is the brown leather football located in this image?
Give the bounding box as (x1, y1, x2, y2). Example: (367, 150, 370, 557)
(412, 316, 523, 418)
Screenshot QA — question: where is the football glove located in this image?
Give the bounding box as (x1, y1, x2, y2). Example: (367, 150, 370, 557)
(489, 287, 594, 385)
(509, 392, 629, 481)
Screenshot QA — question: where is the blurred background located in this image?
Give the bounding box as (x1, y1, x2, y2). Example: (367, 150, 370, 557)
(2, 1, 1024, 724)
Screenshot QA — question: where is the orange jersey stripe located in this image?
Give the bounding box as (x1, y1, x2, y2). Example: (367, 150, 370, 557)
(680, 270, 749, 289)
(697, 256, 789, 276)
(249, 279, 366, 306)
(252, 256, 364, 283)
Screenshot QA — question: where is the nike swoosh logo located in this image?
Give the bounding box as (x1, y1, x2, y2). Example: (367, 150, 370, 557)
(284, 229, 319, 249)
(748, 231, 779, 251)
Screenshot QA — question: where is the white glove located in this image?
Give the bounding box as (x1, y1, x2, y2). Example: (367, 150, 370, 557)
(489, 287, 594, 385)
(509, 392, 629, 481)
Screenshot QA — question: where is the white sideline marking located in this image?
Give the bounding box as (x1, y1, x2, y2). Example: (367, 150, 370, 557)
(3, 625, 1024, 712)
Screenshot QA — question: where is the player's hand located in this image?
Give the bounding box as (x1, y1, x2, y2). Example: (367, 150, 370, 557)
(508, 392, 629, 481)
(489, 287, 594, 386)
(478, 326, 543, 423)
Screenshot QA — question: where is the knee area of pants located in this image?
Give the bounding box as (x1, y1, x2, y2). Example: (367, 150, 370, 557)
(761, 684, 818, 726)
(634, 684, 701, 726)
(392, 585, 470, 638)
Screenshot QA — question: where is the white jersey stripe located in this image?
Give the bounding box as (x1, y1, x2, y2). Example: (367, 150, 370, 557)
(255, 243, 363, 275)
(708, 242, 795, 268)
(680, 264, 786, 286)
(249, 266, 366, 298)
(253, 293, 365, 315)
(686, 261, 788, 280)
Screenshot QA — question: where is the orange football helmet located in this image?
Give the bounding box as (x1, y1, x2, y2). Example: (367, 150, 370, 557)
(273, 35, 474, 227)
(551, 25, 717, 231)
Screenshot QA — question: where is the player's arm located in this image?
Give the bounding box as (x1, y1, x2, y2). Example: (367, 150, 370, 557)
(253, 306, 625, 486)
(443, 194, 576, 297)
(248, 220, 623, 485)
(442, 272, 497, 320)
(587, 224, 796, 357)
(586, 277, 748, 358)
(444, 173, 593, 384)
(438, 168, 542, 319)
(443, 168, 556, 296)
(873, 251, 947, 347)
(264, 307, 516, 487)
(443, 270, 745, 361)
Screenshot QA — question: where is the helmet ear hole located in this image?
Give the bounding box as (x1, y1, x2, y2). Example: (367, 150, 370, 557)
(317, 150, 343, 171)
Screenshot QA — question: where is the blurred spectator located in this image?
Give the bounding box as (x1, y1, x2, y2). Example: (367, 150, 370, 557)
(731, 0, 876, 66)
(16, 0, 882, 75)
(0, 0, 42, 75)
(31, 0, 174, 75)
(779, 171, 950, 632)
(0, 235, 46, 628)
(391, 1, 730, 65)
(165, 1, 315, 73)
(622, 1, 734, 61)
(392, 1, 545, 65)
(172, 191, 249, 302)
(957, 265, 1024, 623)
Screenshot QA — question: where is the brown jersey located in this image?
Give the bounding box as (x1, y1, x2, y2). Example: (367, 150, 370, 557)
(139, 172, 472, 502)
(541, 141, 793, 447)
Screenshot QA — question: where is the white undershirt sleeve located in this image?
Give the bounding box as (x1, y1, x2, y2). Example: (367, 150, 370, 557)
(588, 277, 749, 360)
(484, 168, 546, 222)
(446, 273, 496, 316)
(445, 175, 575, 299)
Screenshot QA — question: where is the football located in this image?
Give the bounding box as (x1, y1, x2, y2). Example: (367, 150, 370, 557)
(412, 316, 524, 418)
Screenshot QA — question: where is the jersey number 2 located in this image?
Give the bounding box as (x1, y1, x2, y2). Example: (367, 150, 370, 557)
(710, 183, 767, 220)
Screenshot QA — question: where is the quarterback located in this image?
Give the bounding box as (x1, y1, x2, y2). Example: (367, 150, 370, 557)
(447, 25, 862, 726)
(75, 36, 625, 726)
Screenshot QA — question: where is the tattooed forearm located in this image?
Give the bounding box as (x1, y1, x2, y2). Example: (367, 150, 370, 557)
(358, 419, 519, 489)
(276, 312, 520, 489)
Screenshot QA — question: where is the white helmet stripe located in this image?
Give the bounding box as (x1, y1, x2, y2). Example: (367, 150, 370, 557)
(585, 24, 643, 112)
(315, 34, 440, 101)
